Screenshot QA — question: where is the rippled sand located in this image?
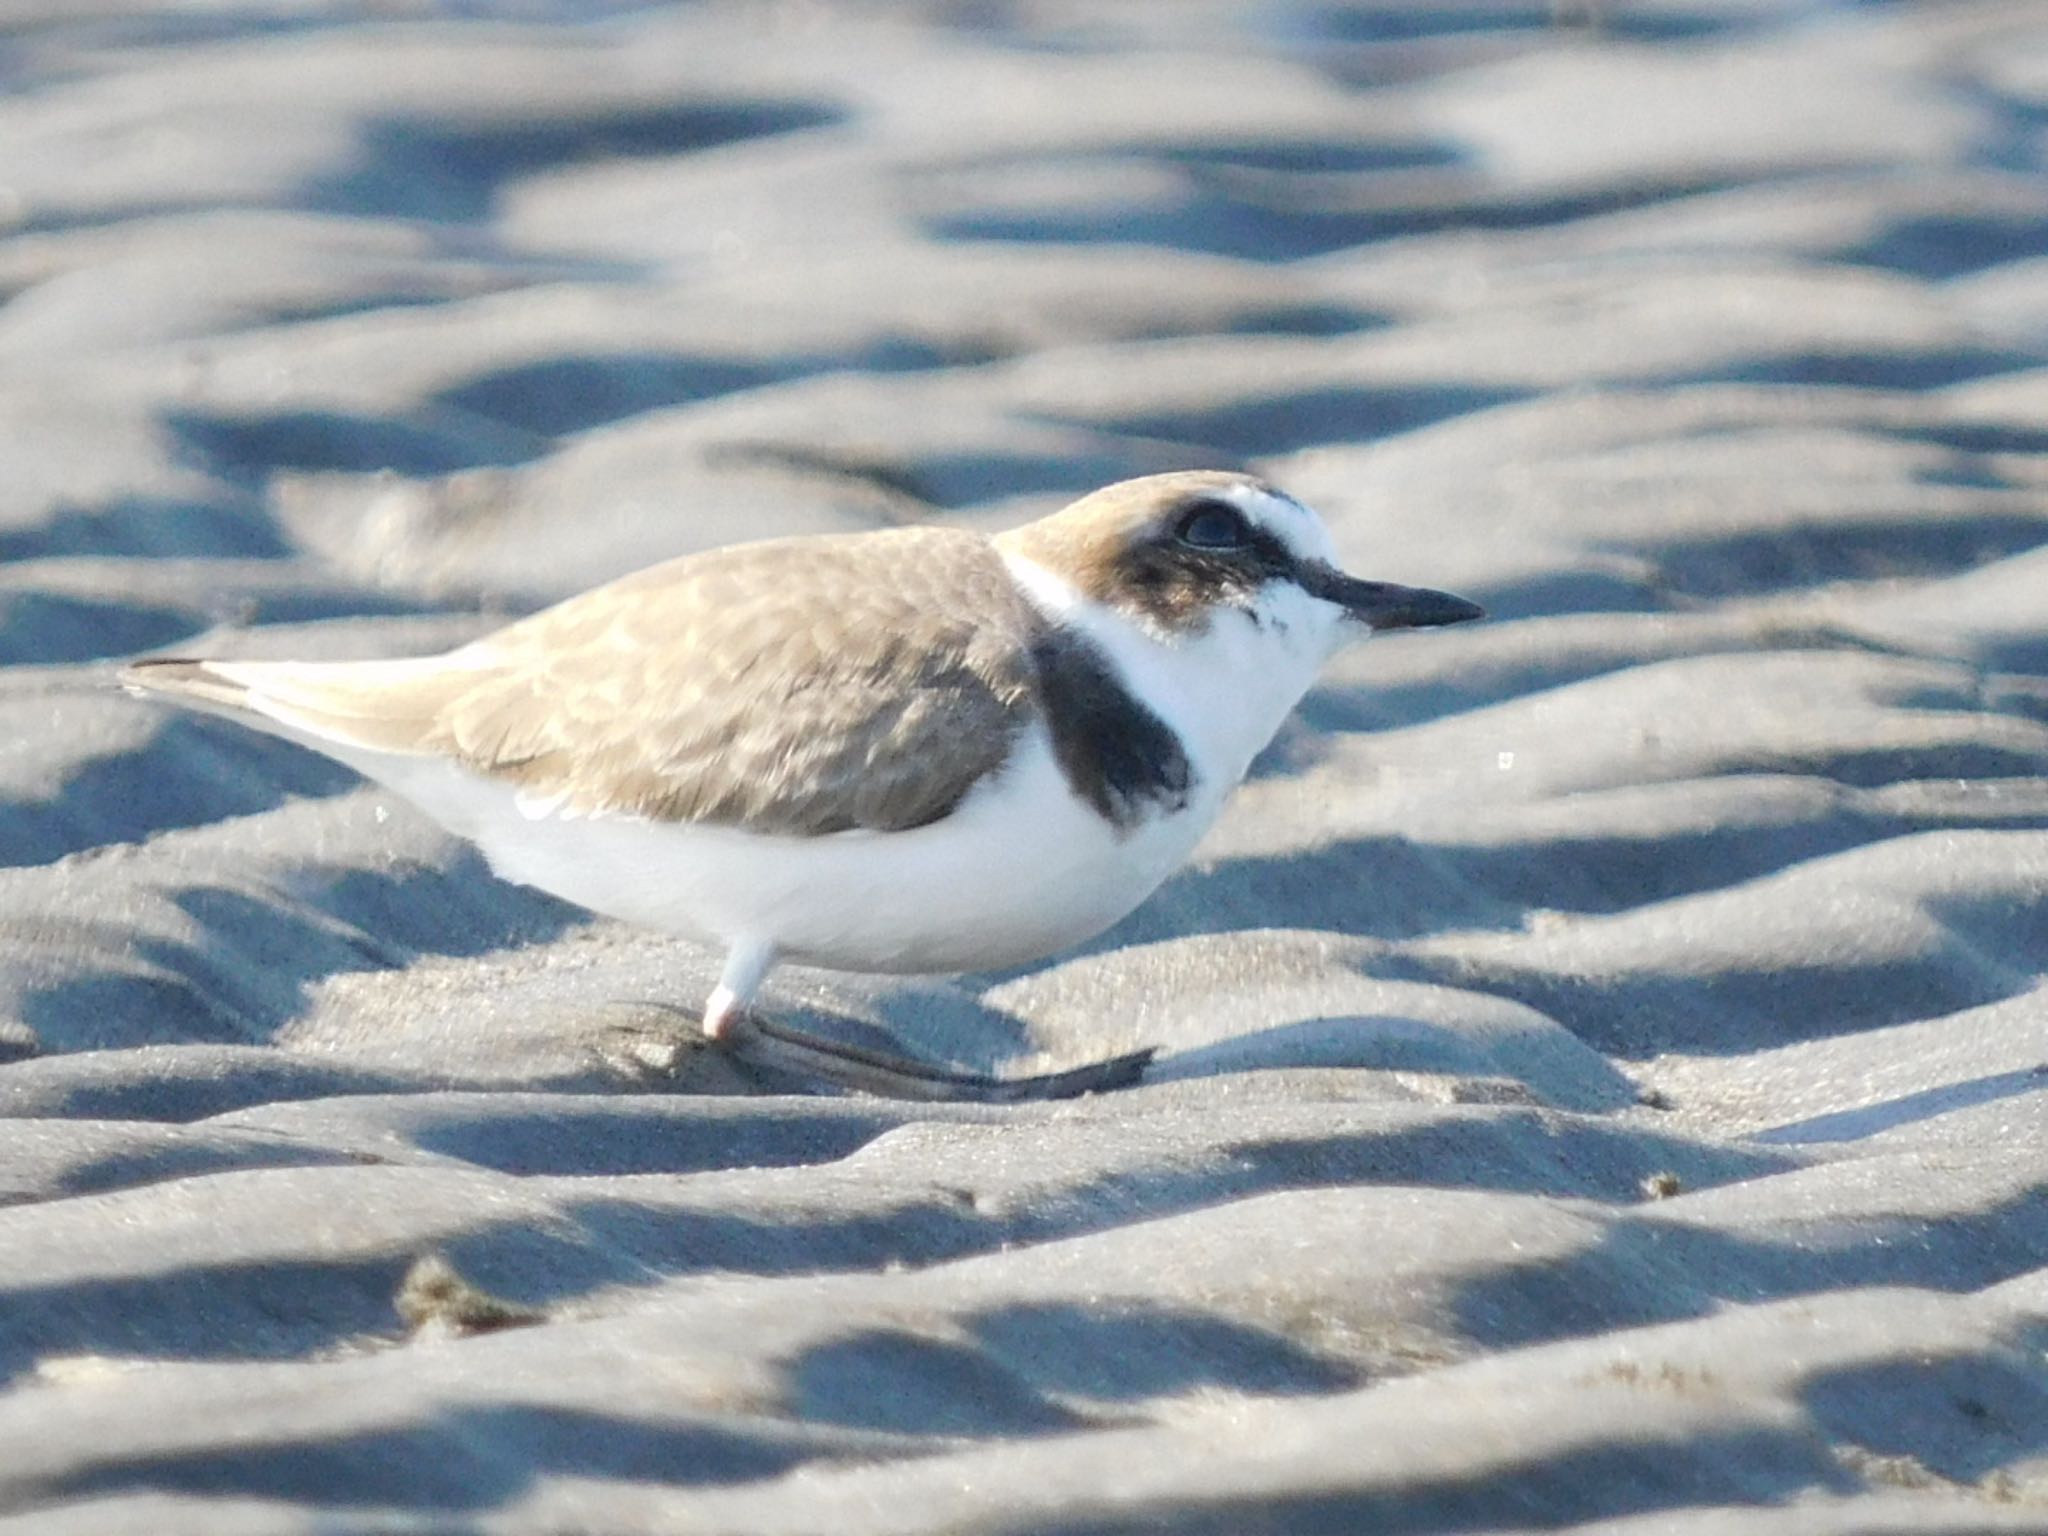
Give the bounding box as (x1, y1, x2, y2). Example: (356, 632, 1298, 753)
(2, 2, 2046, 1530)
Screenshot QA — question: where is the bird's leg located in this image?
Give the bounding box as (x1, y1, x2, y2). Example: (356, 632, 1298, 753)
(703, 941, 1151, 1102)
(699, 938, 779, 1043)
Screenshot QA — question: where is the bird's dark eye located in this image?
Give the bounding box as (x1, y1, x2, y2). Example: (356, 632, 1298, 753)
(1175, 500, 1249, 551)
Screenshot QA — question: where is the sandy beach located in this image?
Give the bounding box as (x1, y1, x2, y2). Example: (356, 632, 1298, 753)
(1, 0, 2046, 1529)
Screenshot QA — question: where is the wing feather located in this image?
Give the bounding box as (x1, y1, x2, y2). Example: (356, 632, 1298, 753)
(428, 526, 1041, 835)
(126, 527, 1045, 836)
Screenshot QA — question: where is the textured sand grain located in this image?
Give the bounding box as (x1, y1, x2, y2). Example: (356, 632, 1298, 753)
(1, 1, 2045, 1530)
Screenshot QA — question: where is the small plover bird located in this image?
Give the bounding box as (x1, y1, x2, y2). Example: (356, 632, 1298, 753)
(123, 471, 1480, 1099)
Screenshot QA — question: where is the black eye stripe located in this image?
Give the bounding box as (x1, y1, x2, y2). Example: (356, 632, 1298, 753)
(1110, 495, 1304, 630)
(1242, 525, 1296, 576)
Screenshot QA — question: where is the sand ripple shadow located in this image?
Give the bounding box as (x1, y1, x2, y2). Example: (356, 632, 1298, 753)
(0, 1106, 1796, 1393)
(996, 1424, 1851, 1536)
(788, 1302, 1360, 1439)
(46, 1404, 813, 1513)
(1801, 1330, 2048, 1487)
(1450, 1182, 2048, 1355)
(301, 98, 845, 224)
(18, 853, 583, 1054)
(1, 717, 360, 868)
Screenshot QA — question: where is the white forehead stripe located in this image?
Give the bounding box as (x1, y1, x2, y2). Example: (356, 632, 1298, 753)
(1218, 483, 1339, 565)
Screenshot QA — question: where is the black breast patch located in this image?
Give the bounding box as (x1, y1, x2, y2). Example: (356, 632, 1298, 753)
(1028, 624, 1194, 832)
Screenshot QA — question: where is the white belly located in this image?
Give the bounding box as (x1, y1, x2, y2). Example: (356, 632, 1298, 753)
(360, 724, 1221, 975)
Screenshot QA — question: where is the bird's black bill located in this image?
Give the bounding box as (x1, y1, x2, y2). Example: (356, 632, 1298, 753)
(1299, 563, 1486, 631)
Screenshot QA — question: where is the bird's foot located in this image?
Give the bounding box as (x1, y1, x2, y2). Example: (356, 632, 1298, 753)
(598, 1002, 1150, 1101)
(718, 1010, 1153, 1103)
